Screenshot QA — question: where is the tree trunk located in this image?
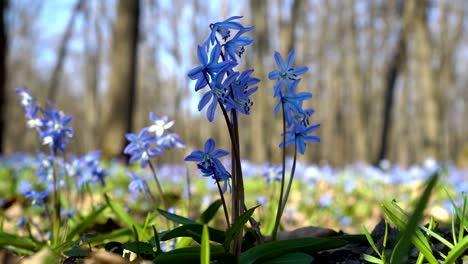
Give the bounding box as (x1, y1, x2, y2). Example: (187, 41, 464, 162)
(0, 0, 7, 153)
(249, 0, 269, 164)
(101, 0, 140, 158)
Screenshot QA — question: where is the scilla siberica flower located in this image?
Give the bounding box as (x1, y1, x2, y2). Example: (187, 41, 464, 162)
(188, 16, 257, 122)
(184, 138, 231, 193)
(124, 113, 184, 167)
(269, 49, 320, 154)
(124, 128, 162, 168)
(269, 49, 308, 97)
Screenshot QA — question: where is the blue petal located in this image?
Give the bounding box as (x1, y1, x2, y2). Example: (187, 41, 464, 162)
(285, 49, 295, 69)
(197, 45, 207, 65)
(205, 138, 215, 153)
(274, 52, 285, 70)
(198, 92, 212, 111)
(211, 149, 229, 158)
(206, 99, 217, 122)
(184, 150, 204, 161)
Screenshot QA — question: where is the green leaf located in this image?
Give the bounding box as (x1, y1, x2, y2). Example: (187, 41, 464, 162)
(225, 205, 259, 248)
(63, 247, 91, 257)
(388, 172, 439, 264)
(263, 252, 314, 264)
(362, 254, 384, 264)
(87, 227, 133, 243)
(123, 241, 155, 259)
(104, 241, 123, 255)
(154, 245, 230, 263)
(0, 231, 41, 253)
(240, 237, 347, 264)
(444, 236, 468, 264)
(104, 194, 150, 241)
(201, 225, 210, 264)
(160, 223, 226, 244)
(157, 208, 197, 225)
(199, 199, 222, 224)
(361, 225, 382, 258)
(65, 205, 107, 241)
(149, 225, 162, 252)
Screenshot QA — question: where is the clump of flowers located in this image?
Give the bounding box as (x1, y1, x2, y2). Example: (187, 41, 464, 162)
(184, 16, 319, 256)
(16, 87, 108, 246)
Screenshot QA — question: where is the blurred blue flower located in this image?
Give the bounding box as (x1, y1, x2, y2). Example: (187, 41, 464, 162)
(40, 103, 74, 153)
(185, 138, 231, 192)
(24, 190, 49, 207)
(268, 49, 308, 97)
(148, 112, 174, 137)
(157, 133, 185, 149)
(280, 124, 320, 155)
(262, 163, 282, 184)
(318, 193, 333, 207)
(16, 87, 38, 119)
(127, 172, 151, 198)
(67, 151, 108, 189)
(256, 196, 267, 205)
(124, 128, 162, 168)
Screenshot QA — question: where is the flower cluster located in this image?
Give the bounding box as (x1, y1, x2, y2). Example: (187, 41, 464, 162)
(185, 138, 231, 193)
(124, 112, 185, 168)
(188, 16, 259, 122)
(269, 49, 320, 154)
(16, 87, 74, 155)
(66, 151, 108, 189)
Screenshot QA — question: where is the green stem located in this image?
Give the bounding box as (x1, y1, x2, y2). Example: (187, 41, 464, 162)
(272, 102, 286, 241)
(52, 155, 61, 246)
(148, 161, 169, 210)
(280, 140, 297, 214)
(215, 178, 230, 227)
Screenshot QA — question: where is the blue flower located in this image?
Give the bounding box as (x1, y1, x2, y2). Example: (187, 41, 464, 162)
(279, 123, 320, 155)
(127, 172, 150, 197)
(208, 16, 254, 44)
(147, 112, 174, 137)
(198, 69, 237, 122)
(224, 69, 259, 115)
(156, 133, 185, 149)
(274, 83, 312, 127)
(16, 87, 38, 119)
(185, 138, 230, 192)
(24, 190, 49, 207)
(262, 163, 282, 184)
(224, 30, 253, 62)
(124, 128, 162, 168)
(67, 151, 108, 188)
(268, 49, 308, 97)
(40, 103, 74, 153)
(188, 44, 233, 92)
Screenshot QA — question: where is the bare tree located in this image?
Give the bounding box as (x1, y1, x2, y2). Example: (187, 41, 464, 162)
(0, 0, 7, 153)
(47, 0, 83, 102)
(101, 0, 140, 158)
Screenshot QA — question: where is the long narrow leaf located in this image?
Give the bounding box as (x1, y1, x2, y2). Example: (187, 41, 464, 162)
(199, 199, 222, 224)
(157, 208, 197, 225)
(444, 236, 468, 264)
(389, 172, 438, 264)
(240, 237, 347, 264)
(65, 205, 107, 241)
(201, 225, 210, 264)
(160, 223, 225, 244)
(224, 205, 258, 248)
(104, 194, 149, 241)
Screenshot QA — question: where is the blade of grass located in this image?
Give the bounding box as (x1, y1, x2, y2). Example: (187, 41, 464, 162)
(201, 225, 210, 264)
(389, 172, 438, 264)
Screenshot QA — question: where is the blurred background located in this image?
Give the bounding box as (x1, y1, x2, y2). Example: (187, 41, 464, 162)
(1, 0, 467, 167)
